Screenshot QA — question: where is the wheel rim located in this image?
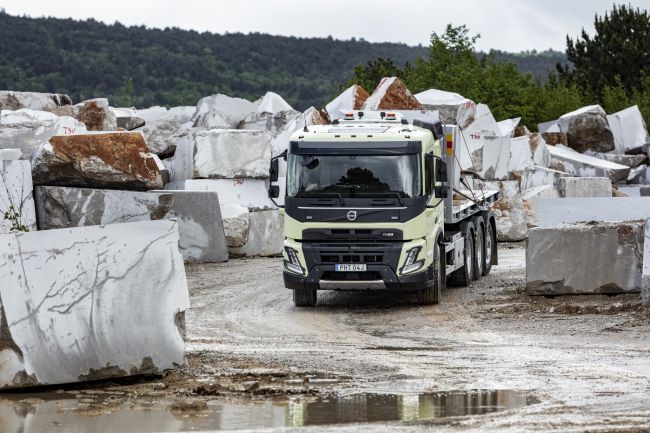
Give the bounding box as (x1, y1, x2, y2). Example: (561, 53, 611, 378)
(485, 227, 493, 267)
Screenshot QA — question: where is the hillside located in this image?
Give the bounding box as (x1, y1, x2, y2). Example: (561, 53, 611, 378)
(0, 12, 567, 110)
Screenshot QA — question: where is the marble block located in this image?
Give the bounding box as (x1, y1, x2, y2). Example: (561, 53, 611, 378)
(0, 220, 190, 389)
(230, 209, 284, 257)
(0, 160, 37, 234)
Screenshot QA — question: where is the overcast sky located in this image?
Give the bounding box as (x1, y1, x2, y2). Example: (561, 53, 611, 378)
(2, 0, 647, 51)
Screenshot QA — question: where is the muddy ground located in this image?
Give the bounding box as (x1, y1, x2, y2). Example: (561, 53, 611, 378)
(1, 243, 650, 432)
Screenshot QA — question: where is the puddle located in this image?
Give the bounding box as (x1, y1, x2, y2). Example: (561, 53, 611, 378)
(0, 389, 538, 432)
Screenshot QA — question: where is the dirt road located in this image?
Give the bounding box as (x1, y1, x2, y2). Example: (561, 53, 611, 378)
(1, 243, 649, 432)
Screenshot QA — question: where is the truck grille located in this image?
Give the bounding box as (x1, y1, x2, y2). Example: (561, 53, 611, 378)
(320, 253, 384, 264)
(303, 229, 402, 242)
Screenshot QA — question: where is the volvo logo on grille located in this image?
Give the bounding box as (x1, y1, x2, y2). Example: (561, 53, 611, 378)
(346, 210, 358, 221)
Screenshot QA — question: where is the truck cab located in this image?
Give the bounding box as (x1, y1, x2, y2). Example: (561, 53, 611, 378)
(269, 111, 498, 307)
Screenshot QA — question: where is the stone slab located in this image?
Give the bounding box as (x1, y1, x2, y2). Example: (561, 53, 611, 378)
(192, 94, 256, 129)
(557, 177, 612, 198)
(520, 166, 570, 191)
(607, 105, 650, 154)
(415, 89, 476, 128)
(0, 220, 190, 389)
(583, 150, 647, 168)
(165, 179, 276, 210)
(641, 219, 650, 307)
(481, 181, 526, 241)
(170, 129, 271, 181)
(230, 209, 284, 257)
(522, 185, 558, 228)
(537, 197, 650, 227)
(618, 185, 650, 197)
(34, 186, 174, 230)
(0, 91, 72, 112)
(549, 144, 630, 183)
(152, 190, 228, 263)
(526, 221, 644, 295)
(628, 166, 650, 184)
(0, 160, 37, 234)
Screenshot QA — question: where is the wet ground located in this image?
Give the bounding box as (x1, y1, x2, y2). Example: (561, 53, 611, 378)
(1, 243, 650, 432)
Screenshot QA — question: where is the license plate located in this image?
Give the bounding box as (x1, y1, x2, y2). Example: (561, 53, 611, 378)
(335, 264, 367, 272)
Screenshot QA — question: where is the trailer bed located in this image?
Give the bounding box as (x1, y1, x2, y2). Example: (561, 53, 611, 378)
(447, 189, 500, 225)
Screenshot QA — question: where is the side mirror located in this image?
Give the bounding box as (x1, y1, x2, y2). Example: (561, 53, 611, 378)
(432, 121, 444, 141)
(434, 185, 448, 199)
(269, 185, 280, 199)
(269, 158, 279, 182)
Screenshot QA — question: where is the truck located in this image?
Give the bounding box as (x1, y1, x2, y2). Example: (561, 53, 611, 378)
(268, 110, 499, 307)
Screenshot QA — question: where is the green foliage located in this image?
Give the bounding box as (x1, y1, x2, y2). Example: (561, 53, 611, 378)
(562, 4, 650, 99)
(2, 205, 29, 233)
(346, 58, 406, 94)
(0, 12, 426, 110)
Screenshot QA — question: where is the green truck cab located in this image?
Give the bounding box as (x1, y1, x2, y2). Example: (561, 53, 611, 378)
(269, 111, 499, 307)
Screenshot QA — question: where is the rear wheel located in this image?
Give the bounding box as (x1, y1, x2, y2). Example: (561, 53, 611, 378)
(293, 289, 317, 307)
(417, 241, 444, 305)
(449, 223, 475, 287)
(473, 220, 484, 280)
(483, 217, 496, 276)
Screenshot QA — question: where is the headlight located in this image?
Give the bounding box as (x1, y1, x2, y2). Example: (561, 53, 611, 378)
(284, 247, 304, 275)
(401, 246, 424, 275)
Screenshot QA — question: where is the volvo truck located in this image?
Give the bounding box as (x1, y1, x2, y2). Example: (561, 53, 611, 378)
(269, 111, 499, 307)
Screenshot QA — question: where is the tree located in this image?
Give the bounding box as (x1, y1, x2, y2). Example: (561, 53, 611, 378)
(560, 4, 650, 98)
(345, 58, 406, 94)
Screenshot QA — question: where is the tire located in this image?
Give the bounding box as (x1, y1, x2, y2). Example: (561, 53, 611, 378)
(483, 217, 496, 276)
(472, 219, 484, 280)
(293, 289, 317, 307)
(448, 223, 474, 287)
(417, 241, 444, 305)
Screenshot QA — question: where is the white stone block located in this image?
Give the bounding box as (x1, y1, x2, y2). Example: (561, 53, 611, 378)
(170, 129, 271, 181)
(538, 120, 559, 133)
(522, 185, 558, 228)
(0, 91, 72, 112)
(230, 210, 284, 257)
(415, 89, 476, 128)
(0, 220, 190, 388)
(483, 181, 527, 241)
(618, 185, 650, 197)
(557, 177, 612, 198)
(460, 104, 501, 172)
(497, 117, 521, 137)
(192, 94, 256, 129)
(520, 166, 570, 191)
(549, 144, 630, 183)
(607, 105, 650, 154)
(165, 178, 276, 210)
(527, 221, 645, 295)
(326, 85, 370, 121)
(583, 150, 647, 168)
(0, 149, 21, 160)
(537, 197, 650, 227)
(628, 166, 650, 184)
(0, 160, 37, 234)
(221, 204, 250, 248)
(641, 219, 650, 307)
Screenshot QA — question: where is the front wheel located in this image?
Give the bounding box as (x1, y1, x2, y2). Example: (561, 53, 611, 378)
(417, 242, 444, 305)
(293, 289, 317, 307)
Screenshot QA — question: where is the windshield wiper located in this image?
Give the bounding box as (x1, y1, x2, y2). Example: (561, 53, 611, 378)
(356, 192, 405, 206)
(296, 192, 346, 206)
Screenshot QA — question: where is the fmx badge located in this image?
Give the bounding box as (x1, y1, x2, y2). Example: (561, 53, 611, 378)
(346, 210, 358, 221)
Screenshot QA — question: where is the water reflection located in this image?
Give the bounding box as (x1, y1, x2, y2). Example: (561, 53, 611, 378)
(0, 389, 538, 432)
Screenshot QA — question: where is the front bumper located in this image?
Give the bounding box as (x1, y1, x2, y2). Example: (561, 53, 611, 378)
(284, 264, 429, 292)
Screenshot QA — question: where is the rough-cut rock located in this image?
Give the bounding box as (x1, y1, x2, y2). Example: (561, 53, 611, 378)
(549, 144, 630, 183)
(557, 105, 615, 153)
(32, 132, 163, 190)
(171, 129, 271, 181)
(221, 204, 250, 248)
(461, 104, 501, 172)
(628, 166, 650, 184)
(271, 107, 328, 157)
(520, 166, 570, 191)
(480, 180, 526, 241)
(607, 105, 650, 155)
(362, 77, 423, 111)
(541, 132, 568, 146)
(0, 91, 72, 112)
(73, 98, 117, 131)
(557, 177, 612, 198)
(192, 94, 256, 129)
(526, 221, 645, 295)
(538, 120, 559, 133)
(497, 117, 521, 138)
(110, 107, 145, 130)
(536, 197, 650, 227)
(583, 150, 647, 168)
(618, 185, 650, 197)
(0, 109, 88, 159)
(641, 219, 650, 307)
(132, 106, 193, 157)
(514, 126, 530, 137)
(0, 220, 190, 389)
(522, 185, 558, 228)
(508, 134, 550, 175)
(241, 92, 300, 136)
(0, 160, 37, 233)
(230, 210, 284, 257)
(415, 89, 476, 128)
(165, 179, 276, 210)
(151, 190, 228, 263)
(34, 186, 174, 229)
(0, 149, 22, 161)
(326, 85, 370, 121)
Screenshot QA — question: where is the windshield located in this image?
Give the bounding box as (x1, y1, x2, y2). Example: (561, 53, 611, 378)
(287, 154, 421, 198)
